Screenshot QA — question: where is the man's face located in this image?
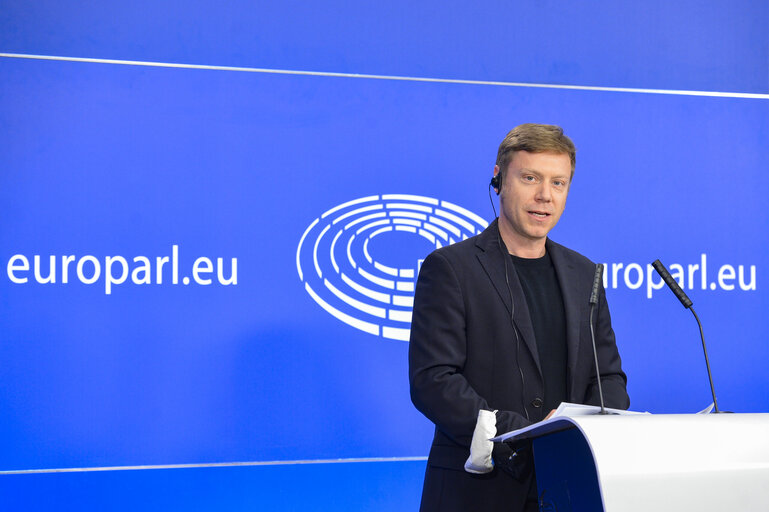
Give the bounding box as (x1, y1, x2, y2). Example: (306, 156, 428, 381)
(495, 150, 571, 246)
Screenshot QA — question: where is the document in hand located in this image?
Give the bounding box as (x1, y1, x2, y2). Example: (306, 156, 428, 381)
(490, 402, 648, 443)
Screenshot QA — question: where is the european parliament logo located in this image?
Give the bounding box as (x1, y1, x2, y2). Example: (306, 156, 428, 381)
(296, 194, 488, 341)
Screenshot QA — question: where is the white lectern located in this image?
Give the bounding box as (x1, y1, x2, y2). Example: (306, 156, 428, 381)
(497, 412, 769, 511)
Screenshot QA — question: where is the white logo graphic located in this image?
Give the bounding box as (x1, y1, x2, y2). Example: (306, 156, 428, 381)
(296, 194, 488, 341)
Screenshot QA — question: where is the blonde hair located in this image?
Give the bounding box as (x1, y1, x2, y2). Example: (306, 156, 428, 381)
(496, 123, 576, 180)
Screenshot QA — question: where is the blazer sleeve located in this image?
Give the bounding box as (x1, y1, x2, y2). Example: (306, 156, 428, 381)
(409, 250, 532, 447)
(584, 281, 630, 410)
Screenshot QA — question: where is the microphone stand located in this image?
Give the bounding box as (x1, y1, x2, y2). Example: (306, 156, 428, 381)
(652, 259, 722, 413)
(588, 264, 612, 415)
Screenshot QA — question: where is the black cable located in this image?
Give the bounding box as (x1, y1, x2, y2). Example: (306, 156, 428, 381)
(497, 224, 529, 422)
(488, 183, 498, 218)
(490, 179, 529, 421)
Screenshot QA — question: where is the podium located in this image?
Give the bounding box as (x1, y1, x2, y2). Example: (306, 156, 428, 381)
(498, 412, 769, 511)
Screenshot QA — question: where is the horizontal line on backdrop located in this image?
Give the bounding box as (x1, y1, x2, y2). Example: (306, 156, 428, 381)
(0, 456, 428, 475)
(2, 52, 767, 100)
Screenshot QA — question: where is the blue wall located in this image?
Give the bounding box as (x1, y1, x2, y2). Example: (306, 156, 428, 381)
(1, 1, 767, 509)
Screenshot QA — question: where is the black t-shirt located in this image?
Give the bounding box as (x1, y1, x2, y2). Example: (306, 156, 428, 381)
(511, 251, 568, 413)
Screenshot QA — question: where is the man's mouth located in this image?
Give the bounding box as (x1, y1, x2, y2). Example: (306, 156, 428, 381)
(528, 210, 550, 218)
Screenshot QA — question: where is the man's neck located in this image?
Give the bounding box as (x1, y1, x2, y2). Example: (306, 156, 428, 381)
(498, 219, 547, 259)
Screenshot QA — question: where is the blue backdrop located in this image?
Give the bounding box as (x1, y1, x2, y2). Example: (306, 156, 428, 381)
(1, 1, 768, 509)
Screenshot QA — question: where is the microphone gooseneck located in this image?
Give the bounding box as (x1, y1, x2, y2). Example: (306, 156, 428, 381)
(652, 259, 721, 413)
(588, 263, 608, 414)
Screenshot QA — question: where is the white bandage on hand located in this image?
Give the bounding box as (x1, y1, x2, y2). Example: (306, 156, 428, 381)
(464, 409, 497, 474)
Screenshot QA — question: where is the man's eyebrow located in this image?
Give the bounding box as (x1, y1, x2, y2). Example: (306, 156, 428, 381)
(519, 168, 570, 180)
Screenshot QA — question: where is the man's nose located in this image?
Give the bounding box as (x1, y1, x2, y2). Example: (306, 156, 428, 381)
(535, 183, 552, 201)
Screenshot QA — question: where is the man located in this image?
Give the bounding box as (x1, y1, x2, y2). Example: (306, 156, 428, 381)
(409, 124, 629, 511)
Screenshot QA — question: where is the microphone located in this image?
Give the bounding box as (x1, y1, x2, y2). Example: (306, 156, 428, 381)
(589, 263, 604, 305)
(651, 260, 692, 308)
(588, 264, 609, 414)
(652, 259, 721, 413)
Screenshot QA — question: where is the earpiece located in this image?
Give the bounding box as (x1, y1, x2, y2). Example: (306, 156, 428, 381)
(490, 174, 501, 195)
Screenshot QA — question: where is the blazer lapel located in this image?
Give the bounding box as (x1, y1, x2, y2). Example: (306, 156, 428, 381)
(475, 221, 542, 376)
(546, 238, 585, 400)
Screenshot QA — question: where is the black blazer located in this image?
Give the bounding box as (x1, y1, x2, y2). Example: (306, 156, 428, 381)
(409, 220, 629, 511)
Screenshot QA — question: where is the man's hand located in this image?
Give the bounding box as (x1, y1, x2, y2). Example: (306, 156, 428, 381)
(544, 409, 556, 420)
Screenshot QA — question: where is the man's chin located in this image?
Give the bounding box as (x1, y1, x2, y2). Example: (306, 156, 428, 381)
(522, 227, 551, 241)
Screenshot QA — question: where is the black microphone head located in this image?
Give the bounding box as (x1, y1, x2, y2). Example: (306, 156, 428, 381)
(589, 263, 604, 305)
(652, 259, 693, 309)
